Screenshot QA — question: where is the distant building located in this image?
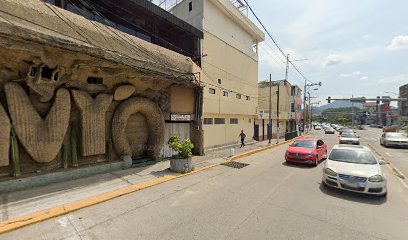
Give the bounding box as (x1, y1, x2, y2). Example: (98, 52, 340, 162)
(399, 83, 408, 122)
(256, 81, 302, 140)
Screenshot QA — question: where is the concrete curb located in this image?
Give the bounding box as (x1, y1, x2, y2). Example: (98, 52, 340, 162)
(0, 135, 306, 234)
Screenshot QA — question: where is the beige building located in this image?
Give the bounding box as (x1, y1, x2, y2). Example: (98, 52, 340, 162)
(256, 81, 302, 140)
(171, 0, 265, 148)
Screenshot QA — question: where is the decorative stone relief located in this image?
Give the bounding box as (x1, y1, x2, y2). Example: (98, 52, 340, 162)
(5, 82, 71, 163)
(112, 97, 165, 160)
(113, 84, 136, 101)
(0, 103, 10, 167)
(71, 90, 113, 156)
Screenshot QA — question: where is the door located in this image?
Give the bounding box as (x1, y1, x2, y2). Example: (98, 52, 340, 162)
(162, 123, 191, 158)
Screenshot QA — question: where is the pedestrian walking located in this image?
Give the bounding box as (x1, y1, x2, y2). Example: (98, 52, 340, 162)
(239, 130, 246, 148)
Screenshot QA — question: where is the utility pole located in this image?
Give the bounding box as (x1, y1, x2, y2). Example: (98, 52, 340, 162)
(268, 74, 272, 144)
(303, 79, 306, 134)
(308, 92, 311, 131)
(276, 81, 280, 143)
(351, 94, 355, 127)
(285, 54, 290, 81)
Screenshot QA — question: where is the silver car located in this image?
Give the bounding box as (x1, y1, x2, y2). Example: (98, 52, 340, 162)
(339, 133, 360, 145)
(380, 132, 408, 148)
(322, 145, 387, 197)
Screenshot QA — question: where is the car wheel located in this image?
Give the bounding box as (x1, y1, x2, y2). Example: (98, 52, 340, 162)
(314, 156, 319, 167)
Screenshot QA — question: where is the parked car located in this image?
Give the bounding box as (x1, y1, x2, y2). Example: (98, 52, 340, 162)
(285, 138, 328, 166)
(322, 145, 387, 197)
(380, 132, 408, 148)
(339, 133, 360, 145)
(383, 126, 398, 132)
(325, 127, 335, 134)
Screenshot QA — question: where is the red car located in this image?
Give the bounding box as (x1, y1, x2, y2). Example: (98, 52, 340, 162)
(285, 138, 328, 166)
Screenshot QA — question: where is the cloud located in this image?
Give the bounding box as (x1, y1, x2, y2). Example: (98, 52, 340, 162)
(387, 35, 408, 50)
(359, 76, 369, 81)
(362, 34, 371, 39)
(340, 71, 360, 78)
(323, 54, 352, 67)
(377, 74, 408, 84)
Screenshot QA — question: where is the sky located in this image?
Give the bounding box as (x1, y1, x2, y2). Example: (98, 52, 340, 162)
(247, 0, 408, 106)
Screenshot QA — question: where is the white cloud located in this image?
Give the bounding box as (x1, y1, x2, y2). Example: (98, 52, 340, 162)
(323, 54, 352, 67)
(359, 76, 369, 81)
(377, 74, 408, 84)
(362, 34, 372, 39)
(340, 71, 360, 78)
(387, 35, 408, 50)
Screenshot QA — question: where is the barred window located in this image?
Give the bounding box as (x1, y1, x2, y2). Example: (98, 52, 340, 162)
(209, 88, 216, 94)
(230, 118, 238, 124)
(204, 118, 213, 125)
(214, 118, 225, 124)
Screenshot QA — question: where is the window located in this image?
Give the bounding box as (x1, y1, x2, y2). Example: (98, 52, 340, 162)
(29, 66, 38, 77)
(204, 118, 213, 125)
(223, 91, 228, 97)
(209, 88, 216, 94)
(189, 2, 192, 11)
(236, 94, 241, 99)
(218, 79, 222, 84)
(214, 118, 225, 124)
(246, 96, 250, 101)
(291, 103, 295, 112)
(87, 77, 103, 84)
(40, 66, 55, 80)
(230, 118, 238, 124)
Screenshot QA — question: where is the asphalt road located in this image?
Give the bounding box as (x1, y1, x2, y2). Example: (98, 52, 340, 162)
(354, 126, 408, 186)
(2, 130, 408, 240)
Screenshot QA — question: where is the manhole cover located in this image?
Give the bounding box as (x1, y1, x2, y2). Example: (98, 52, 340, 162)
(221, 161, 249, 169)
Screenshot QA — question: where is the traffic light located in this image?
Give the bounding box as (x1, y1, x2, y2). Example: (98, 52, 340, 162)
(327, 96, 331, 103)
(376, 96, 380, 104)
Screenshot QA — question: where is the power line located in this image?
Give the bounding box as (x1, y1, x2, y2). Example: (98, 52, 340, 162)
(242, 0, 313, 84)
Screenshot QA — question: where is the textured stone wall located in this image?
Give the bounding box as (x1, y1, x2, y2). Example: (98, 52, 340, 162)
(5, 82, 71, 163)
(72, 90, 113, 156)
(0, 103, 10, 167)
(112, 97, 165, 160)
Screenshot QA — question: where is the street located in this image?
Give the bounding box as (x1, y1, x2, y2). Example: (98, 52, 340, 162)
(355, 126, 408, 186)
(1, 130, 408, 240)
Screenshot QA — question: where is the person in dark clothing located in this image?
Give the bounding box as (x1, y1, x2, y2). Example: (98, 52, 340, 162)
(239, 130, 246, 148)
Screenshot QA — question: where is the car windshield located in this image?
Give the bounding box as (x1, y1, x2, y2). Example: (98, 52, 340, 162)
(328, 149, 377, 165)
(341, 133, 357, 138)
(291, 140, 315, 148)
(386, 133, 407, 138)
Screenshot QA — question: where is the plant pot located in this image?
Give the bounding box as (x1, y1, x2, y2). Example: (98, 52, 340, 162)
(170, 158, 193, 173)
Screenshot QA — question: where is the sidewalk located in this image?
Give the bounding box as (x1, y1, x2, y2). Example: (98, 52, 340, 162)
(0, 138, 278, 222)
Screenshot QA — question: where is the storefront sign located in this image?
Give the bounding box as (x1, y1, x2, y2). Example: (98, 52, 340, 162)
(171, 113, 191, 121)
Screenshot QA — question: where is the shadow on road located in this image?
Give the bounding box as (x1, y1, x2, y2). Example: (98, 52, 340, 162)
(281, 160, 325, 169)
(319, 183, 387, 205)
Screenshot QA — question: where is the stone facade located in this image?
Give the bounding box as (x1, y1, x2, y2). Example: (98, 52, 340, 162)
(0, 0, 203, 179)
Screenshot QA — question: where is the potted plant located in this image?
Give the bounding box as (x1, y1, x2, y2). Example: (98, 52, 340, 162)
(168, 135, 194, 173)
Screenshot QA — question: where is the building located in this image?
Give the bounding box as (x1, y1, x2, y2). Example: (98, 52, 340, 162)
(0, 0, 204, 180)
(168, 0, 265, 148)
(399, 83, 408, 122)
(256, 80, 301, 140)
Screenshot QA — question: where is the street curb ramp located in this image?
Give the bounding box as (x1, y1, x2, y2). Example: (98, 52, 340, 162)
(0, 135, 307, 234)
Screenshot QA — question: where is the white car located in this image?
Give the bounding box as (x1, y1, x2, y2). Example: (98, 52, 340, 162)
(315, 125, 322, 130)
(338, 133, 360, 145)
(322, 145, 387, 197)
